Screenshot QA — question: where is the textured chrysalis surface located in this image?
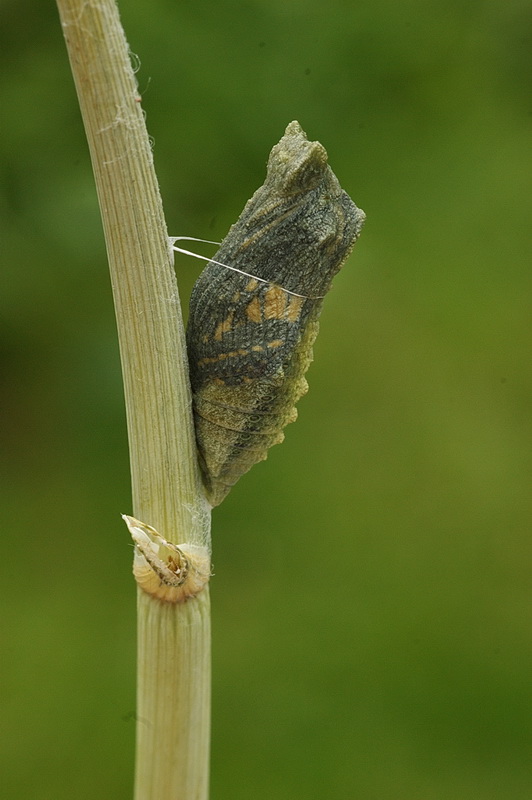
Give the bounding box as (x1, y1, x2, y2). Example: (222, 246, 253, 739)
(186, 121, 365, 506)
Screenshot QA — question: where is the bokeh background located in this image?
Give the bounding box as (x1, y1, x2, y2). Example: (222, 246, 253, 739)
(1, 1, 531, 797)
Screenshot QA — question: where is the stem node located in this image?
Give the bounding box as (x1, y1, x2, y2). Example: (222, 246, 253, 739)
(124, 515, 211, 603)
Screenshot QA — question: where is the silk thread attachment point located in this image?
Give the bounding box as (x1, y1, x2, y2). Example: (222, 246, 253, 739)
(170, 236, 324, 300)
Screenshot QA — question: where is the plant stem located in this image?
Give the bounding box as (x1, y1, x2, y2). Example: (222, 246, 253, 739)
(56, 1, 211, 797)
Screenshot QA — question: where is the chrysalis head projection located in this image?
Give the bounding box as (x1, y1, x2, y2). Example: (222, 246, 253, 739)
(186, 121, 365, 506)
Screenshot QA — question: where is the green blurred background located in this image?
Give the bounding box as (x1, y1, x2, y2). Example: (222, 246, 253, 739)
(1, 0, 531, 797)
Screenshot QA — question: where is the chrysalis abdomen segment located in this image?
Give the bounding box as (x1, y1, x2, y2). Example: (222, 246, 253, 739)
(189, 274, 321, 505)
(186, 121, 365, 506)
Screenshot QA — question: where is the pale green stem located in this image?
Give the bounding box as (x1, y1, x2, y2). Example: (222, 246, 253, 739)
(56, 1, 211, 797)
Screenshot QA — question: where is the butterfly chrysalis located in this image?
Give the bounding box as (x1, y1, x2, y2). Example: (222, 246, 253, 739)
(186, 121, 365, 506)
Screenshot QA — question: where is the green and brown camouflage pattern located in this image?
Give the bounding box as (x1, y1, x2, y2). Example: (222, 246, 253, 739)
(186, 121, 365, 506)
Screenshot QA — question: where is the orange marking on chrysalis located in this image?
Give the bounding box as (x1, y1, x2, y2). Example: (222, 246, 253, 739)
(214, 311, 234, 341)
(286, 295, 304, 322)
(264, 285, 287, 319)
(246, 296, 262, 322)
